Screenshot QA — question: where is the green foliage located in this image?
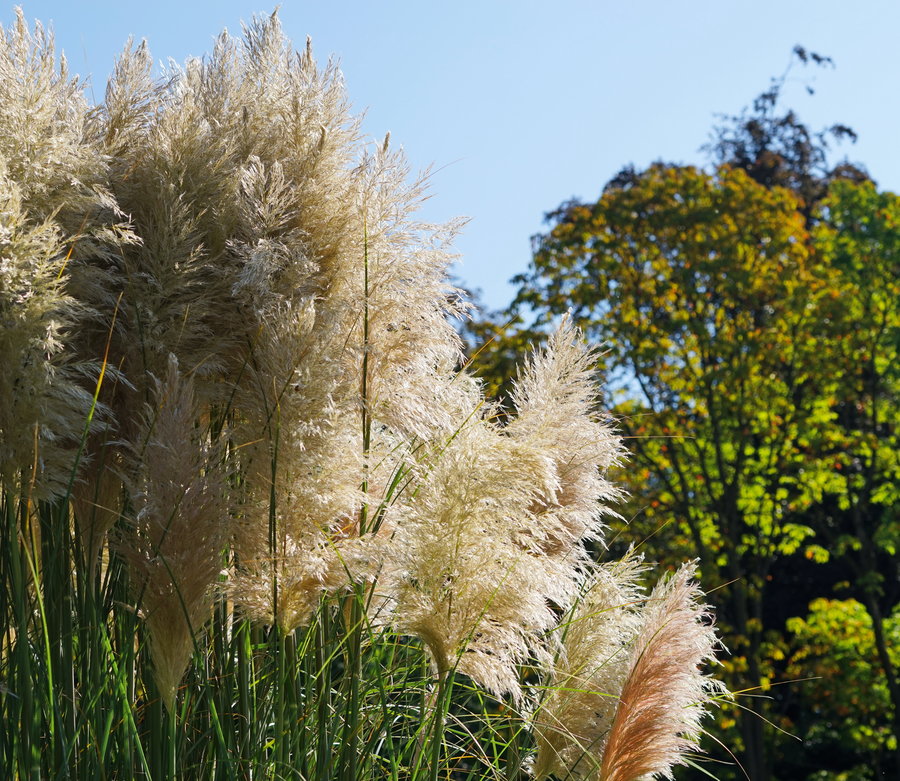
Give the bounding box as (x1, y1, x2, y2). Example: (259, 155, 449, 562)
(0, 492, 536, 780)
(808, 181, 900, 566)
(471, 146, 900, 779)
(786, 599, 900, 778)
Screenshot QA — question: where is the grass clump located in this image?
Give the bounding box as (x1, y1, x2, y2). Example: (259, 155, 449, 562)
(0, 9, 727, 780)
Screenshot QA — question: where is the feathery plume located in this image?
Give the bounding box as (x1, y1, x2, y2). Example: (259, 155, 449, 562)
(119, 355, 229, 711)
(230, 534, 345, 631)
(382, 415, 563, 698)
(0, 173, 92, 495)
(71, 14, 476, 627)
(0, 9, 104, 220)
(377, 320, 630, 700)
(505, 316, 625, 562)
(598, 563, 726, 781)
(533, 556, 646, 780)
(0, 10, 130, 497)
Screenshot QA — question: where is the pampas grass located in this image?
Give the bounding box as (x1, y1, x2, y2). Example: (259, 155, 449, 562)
(118, 355, 229, 712)
(533, 556, 647, 780)
(0, 9, 727, 779)
(600, 564, 725, 781)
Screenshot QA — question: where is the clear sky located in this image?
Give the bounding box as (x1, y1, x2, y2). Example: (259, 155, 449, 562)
(7, 1, 900, 310)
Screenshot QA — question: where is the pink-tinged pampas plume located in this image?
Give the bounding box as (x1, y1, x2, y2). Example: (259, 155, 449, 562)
(598, 563, 726, 781)
(119, 355, 229, 712)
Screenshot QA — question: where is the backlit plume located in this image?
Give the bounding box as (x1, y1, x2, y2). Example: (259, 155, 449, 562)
(119, 356, 229, 712)
(600, 564, 725, 781)
(535, 561, 725, 781)
(533, 556, 646, 780)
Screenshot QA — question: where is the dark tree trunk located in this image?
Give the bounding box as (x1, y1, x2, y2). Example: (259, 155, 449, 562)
(728, 569, 769, 781)
(861, 593, 900, 780)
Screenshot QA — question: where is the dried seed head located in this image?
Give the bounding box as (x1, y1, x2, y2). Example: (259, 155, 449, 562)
(533, 556, 646, 780)
(119, 355, 230, 712)
(599, 563, 727, 781)
(506, 316, 626, 560)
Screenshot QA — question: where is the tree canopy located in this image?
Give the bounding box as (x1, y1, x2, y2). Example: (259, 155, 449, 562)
(466, 80, 899, 781)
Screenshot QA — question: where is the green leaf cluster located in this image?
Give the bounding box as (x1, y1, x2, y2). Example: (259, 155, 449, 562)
(468, 161, 899, 781)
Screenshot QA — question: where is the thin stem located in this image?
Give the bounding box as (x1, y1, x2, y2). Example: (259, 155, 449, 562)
(428, 669, 454, 781)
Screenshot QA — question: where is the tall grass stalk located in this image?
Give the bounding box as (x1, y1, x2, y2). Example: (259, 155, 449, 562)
(0, 9, 727, 781)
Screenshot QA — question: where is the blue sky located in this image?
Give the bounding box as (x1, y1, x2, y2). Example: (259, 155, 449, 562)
(8, 1, 900, 309)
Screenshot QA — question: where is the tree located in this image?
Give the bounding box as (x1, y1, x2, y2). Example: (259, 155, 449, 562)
(462, 54, 899, 780)
(510, 163, 842, 780)
(802, 180, 900, 775)
(703, 45, 868, 220)
(785, 598, 900, 779)
(490, 171, 900, 780)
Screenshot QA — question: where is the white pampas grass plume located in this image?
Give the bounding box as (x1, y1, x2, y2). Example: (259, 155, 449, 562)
(378, 320, 630, 701)
(230, 531, 386, 632)
(505, 316, 625, 561)
(0, 174, 94, 496)
(598, 563, 726, 781)
(0, 11, 130, 498)
(532, 557, 646, 780)
(78, 15, 476, 631)
(119, 355, 229, 712)
(382, 415, 563, 699)
(230, 533, 344, 631)
(0, 9, 105, 220)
